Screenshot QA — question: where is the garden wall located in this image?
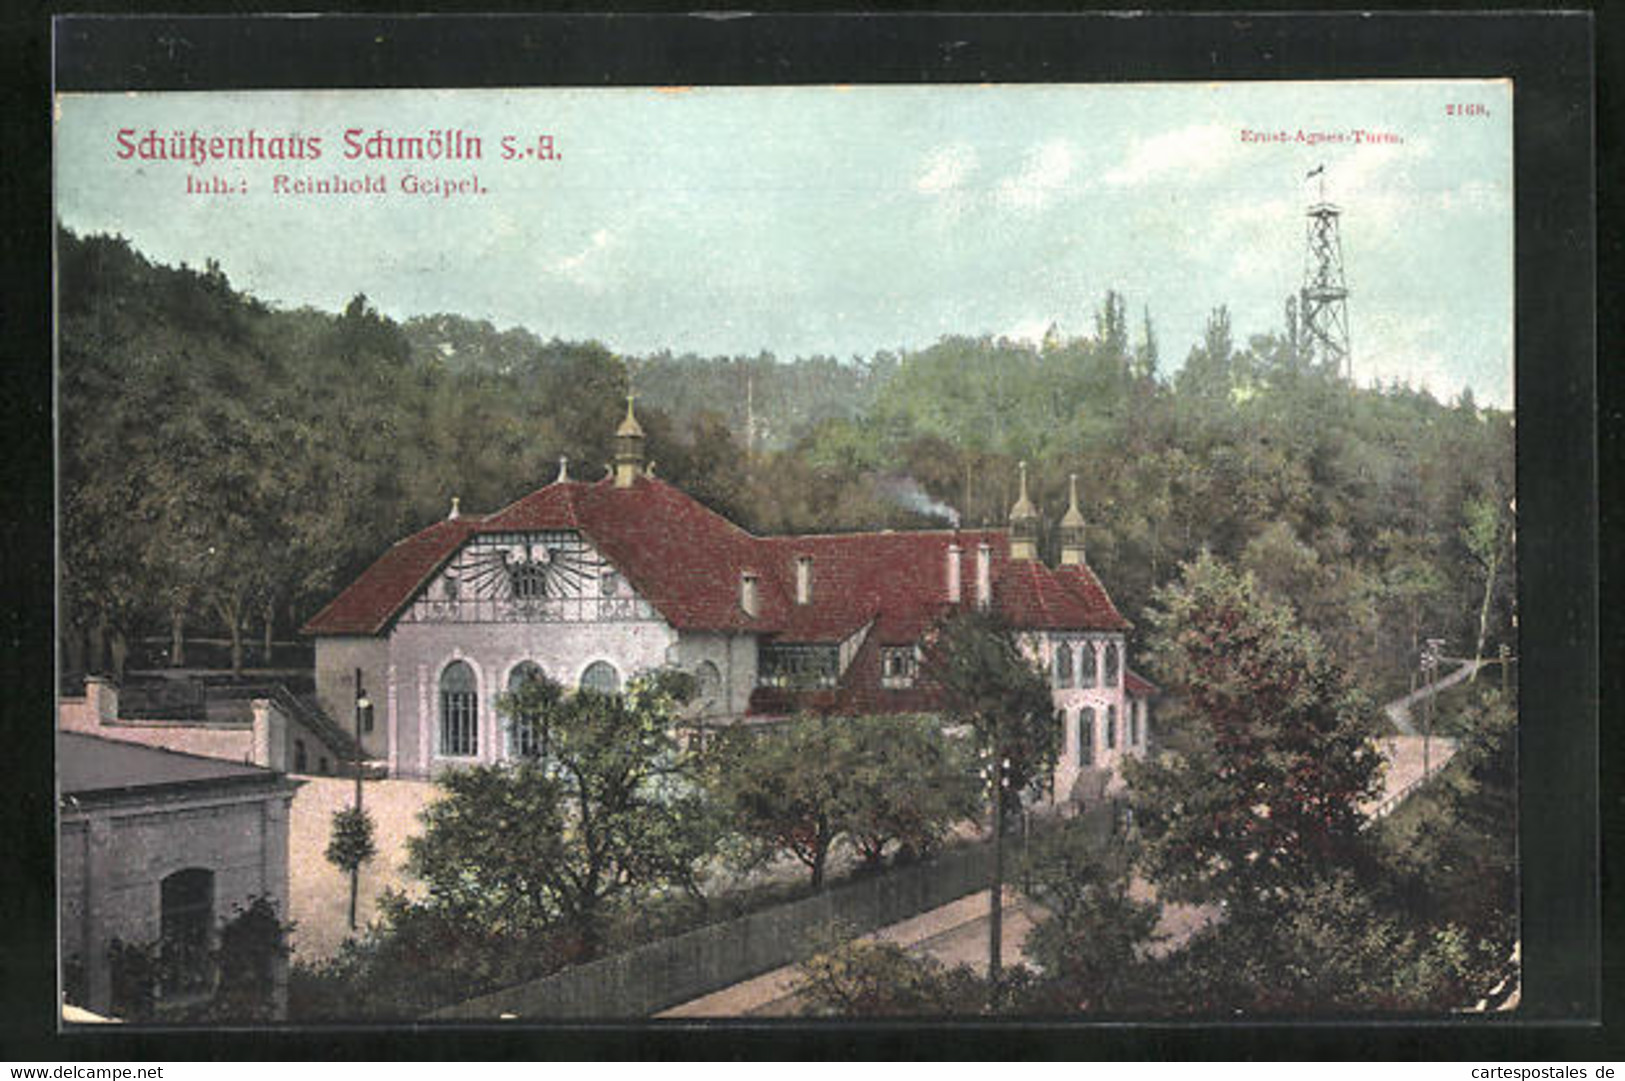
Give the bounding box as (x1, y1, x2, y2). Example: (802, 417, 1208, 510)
(432, 839, 995, 1020)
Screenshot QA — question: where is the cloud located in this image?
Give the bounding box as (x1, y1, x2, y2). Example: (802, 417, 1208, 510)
(995, 140, 1077, 211)
(1002, 316, 1055, 345)
(916, 143, 977, 195)
(1103, 124, 1235, 187)
(556, 228, 613, 281)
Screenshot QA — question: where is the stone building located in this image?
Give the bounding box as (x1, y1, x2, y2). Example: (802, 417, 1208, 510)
(302, 399, 1154, 801)
(59, 731, 300, 1018)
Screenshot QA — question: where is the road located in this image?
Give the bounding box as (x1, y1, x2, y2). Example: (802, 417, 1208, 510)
(1384, 658, 1484, 735)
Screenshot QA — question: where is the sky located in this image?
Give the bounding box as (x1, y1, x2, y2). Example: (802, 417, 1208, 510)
(55, 82, 1514, 406)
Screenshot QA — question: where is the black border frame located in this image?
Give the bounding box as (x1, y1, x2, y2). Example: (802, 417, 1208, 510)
(3, 8, 1607, 1061)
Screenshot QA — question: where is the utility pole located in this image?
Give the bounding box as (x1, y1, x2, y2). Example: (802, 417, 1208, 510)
(987, 750, 1008, 1003)
(1421, 638, 1445, 779)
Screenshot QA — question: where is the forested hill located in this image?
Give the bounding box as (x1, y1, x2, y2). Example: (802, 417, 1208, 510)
(58, 228, 1514, 702)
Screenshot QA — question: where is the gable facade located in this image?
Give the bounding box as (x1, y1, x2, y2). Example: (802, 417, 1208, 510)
(303, 401, 1155, 800)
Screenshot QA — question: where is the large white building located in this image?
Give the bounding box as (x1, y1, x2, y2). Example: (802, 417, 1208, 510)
(302, 399, 1153, 801)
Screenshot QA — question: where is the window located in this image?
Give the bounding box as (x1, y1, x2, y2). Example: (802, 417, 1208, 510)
(1106, 704, 1118, 750)
(694, 660, 722, 707)
(507, 661, 548, 759)
(1079, 643, 1098, 687)
(160, 868, 214, 996)
(509, 561, 548, 600)
(757, 644, 839, 689)
(1104, 643, 1120, 687)
(293, 739, 307, 773)
(600, 569, 621, 597)
(881, 646, 917, 689)
(1079, 707, 1095, 766)
(319, 756, 329, 775)
(1053, 642, 1074, 688)
(1129, 702, 1140, 746)
(580, 660, 621, 695)
(440, 660, 479, 756)
(443, 574, 460, 600)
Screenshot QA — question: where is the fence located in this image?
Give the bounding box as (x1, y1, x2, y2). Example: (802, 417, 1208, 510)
(431, 838, 996, 1020)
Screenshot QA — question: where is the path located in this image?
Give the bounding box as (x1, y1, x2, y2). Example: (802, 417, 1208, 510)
(662, 718, 1449, 1019)
(1384, 658, 1484, 735)
(286, 776, 439, 961)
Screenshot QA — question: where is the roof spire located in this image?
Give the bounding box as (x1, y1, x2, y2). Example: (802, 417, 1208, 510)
(448, 495, 461, 520)
(1060, 472, 1087, 565)
(556, 456, 570, 484)
(613, 389, 647, 487)
(1009, 460, 1039, 561)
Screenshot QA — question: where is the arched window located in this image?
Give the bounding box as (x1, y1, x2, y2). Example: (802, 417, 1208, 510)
(1079, 707, 1096, 767)
(1104, 643, 1120, 687)
(160, 868, 214, 995)
(1079, 643, 1098, 687)
(507, 661, 547, 759)
(440, 661, 478, 757)
(580, 660, 620, 696)
(695, 661, 722, 708)
(293, 739, 307, 773)
(1053, 642, 1074, 688)
(1106, 704, 1118, 750)
(318, 756, 329, 775)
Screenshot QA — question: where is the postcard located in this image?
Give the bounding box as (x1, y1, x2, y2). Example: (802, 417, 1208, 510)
(54, 71, 1530, 1026)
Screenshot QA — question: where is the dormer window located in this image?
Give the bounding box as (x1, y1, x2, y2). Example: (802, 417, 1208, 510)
(740, 571, 760, 618)
(881, 646, 918, 689)
(794, 556, 814, 605)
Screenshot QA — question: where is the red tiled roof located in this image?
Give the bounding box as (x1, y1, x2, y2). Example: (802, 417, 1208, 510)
(763, 529, 1003, 644)
(1125, 669, 1160, 698)
(1051, 563, 1133, 631)
(302, 476, 1131, 643)
(300, 516, 485, 635)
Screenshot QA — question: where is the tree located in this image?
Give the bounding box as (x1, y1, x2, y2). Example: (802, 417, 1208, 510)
(407, 670, 713, 952)
(841, 715, 980, 868)
(1461, 495, 1511, 679)
(1018, 825, 1160, 1012)
(325, 806, 377, 932)
(706, 714, 855, 889)
(919, 609, 1059, 808)
(1151, 870, 1501, 1013)
(1124, 552, 1385, 913)
(1376, 687, 1517, 954)
(919, 608, 1058, 997)
(793, 936, 988, 1017)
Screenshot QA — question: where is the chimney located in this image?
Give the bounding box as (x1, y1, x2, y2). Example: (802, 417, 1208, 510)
(740, 571, 760, 618)
(976, 541, 992, 610)
(946, 541, 963, 604)
(794, 556, 813, 605)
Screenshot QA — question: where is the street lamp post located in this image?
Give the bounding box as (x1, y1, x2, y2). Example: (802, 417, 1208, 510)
(353, 667, 371, 812)
(351, 668, 371, 929)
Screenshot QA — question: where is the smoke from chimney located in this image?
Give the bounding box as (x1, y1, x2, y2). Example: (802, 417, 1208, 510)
(876, 474, 961, 528)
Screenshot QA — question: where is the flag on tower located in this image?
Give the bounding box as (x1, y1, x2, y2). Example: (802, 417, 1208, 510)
(1306, 164, 1325, 179)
